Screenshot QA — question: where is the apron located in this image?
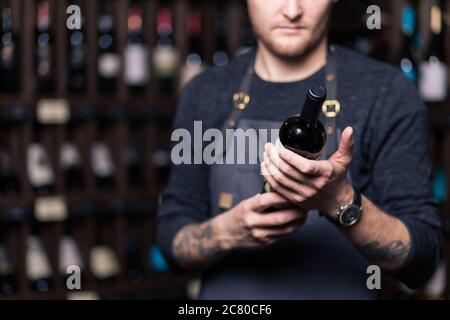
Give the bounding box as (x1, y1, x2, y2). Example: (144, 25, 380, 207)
(202, 47, 377, 299)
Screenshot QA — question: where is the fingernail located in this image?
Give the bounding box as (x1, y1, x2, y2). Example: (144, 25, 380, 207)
(349, 127, 355, 142)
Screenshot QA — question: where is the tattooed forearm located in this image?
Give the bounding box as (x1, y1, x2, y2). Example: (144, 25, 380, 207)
(172, 220, 226, 270)
(358, 240, 411, 268)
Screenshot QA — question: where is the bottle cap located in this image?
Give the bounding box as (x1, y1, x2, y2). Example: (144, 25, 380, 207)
(308, 85, 327, 101)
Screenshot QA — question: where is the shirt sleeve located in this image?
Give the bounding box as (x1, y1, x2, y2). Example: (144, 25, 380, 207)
(365, 71, 444, 289)
(155, 77, 212, 272)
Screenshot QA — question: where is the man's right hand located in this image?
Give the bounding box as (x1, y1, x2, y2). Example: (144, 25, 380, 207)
(172, 192, 307, 270)
(214, 192, 308, 251)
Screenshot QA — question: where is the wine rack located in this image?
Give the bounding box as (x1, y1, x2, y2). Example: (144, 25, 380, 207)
(0, 0, 449, 300)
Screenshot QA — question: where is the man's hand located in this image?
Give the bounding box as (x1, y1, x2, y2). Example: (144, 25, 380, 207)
(261, 126, 413, 272)
(261, 127, 355, 217)
(216, 192, 308, 250)
(172, 192, 307, 270)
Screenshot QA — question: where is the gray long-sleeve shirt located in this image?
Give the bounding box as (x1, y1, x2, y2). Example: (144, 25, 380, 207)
(156, 46, 443, 299)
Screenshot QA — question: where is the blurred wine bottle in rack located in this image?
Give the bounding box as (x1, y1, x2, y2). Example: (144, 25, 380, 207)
(97, 1, 120, 95)
(419, 0, 448, 102)
(0, 1, 19, 93)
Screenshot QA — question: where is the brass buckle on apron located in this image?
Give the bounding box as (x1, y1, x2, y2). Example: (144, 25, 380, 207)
(233, 92, 250, 110)
(218, 192, 233, 210)
(322, 100, 341, 135)
(322, 100, 341, 118)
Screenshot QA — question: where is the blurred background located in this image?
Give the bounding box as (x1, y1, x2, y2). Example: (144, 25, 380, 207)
(0, 0, 448, 300)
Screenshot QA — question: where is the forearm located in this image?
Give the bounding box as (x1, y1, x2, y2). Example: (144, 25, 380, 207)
(341, 194, 411, 271)
(171, 192, 310, 270)
(172, 215, 231, 271)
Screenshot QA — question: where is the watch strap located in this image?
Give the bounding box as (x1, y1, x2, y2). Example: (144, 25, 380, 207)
(323, 187, 361, 226)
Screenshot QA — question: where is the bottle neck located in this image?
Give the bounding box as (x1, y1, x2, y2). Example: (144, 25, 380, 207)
(300, 99, 322, 127)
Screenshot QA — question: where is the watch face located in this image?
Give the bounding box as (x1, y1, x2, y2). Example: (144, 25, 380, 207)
(339, 205, 362, 227)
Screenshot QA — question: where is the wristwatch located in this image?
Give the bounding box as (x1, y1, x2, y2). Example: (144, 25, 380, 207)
(326, 187, 362, 227)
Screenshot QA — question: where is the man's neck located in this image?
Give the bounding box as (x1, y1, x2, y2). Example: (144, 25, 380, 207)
(254, 40, 328, 83)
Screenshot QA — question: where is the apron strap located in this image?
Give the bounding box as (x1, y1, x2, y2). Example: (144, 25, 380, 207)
(217, 54, 255, 160)
(221, 46, 341, 158)
(322, 45, 340, 159)
(223, 55, 255, 131)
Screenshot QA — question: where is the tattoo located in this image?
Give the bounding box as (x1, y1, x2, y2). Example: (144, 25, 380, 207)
(172, 221, 224, 270)
(358, 240, 411, 267)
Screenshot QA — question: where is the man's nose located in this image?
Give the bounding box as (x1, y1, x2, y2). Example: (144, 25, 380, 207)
(281, 0, 303, 21)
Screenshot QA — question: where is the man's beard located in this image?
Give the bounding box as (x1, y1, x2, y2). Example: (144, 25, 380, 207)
(256, 19, 330, 62)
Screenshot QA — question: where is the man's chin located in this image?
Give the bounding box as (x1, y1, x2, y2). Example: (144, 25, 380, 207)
(268, 44, 310, 59)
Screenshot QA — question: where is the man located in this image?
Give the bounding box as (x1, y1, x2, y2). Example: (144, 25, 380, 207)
(157, 0, 443, 299)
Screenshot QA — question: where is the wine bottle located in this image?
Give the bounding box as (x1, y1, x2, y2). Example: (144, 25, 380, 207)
(179, 8, 205, 91)
(91, 142, 115, 190)
(0, 242, 16, 295)
(7, 102, 28, 124)
(0, 3, 19, 92)
(1, 206, 32, 294)
(27, 143, 55, 194)
(422, 260, 446, 299)
(213, 5, 230, 67)
(262, 85, 327, 194)
(35, 0, 55, 93)
(124, 5, 149, 94)
(68, 7, 86, 93)
(58, 235, 84, 280)
(60, 142, 85, 191)
(89, 245, 120, 285)
(278, 86, 328, 159)
(0, 144, 20, 195)
(125, 232, 144, 284)
(126, 143, 144, 188)
(90, 199, 124, 285)
(153, 7, 179, 96)
(97, 3, 120, 94)
(26, 235, 53, 293)
(152, 146, 170, 186)
(399, 4, 418, 84)
(419, 0, 448, 102)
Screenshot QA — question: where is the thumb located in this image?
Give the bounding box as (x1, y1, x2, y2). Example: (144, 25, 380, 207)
(329, 127, 354, 166)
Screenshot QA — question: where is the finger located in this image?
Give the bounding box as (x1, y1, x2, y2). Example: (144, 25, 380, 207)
(251, 191, 290, 212)
(250, 217, 306, 242)
(263, 169, 307, 204)
(329, 126, 354, 166)
(265, 146, 315, 186)
(277, 146, 329, 176)
(262, 161, 317, 196)
(245, 208, 307, 229)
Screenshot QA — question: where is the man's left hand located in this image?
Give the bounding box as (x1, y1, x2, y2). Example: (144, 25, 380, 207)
(261, 126, 356, 217)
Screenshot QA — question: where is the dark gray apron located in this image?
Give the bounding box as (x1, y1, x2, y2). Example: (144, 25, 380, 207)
(202, 48, 377, 299)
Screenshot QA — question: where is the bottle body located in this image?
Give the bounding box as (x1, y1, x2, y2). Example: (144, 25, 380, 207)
(419, 0, 447, 101)
(0, 4, 19, 92)
(278, 116, 327, 160)
(35, 0, 55, 93)
(124, 6, 149, 94)
(97, 5, 120, 94)
(262, 85, 327, 197)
